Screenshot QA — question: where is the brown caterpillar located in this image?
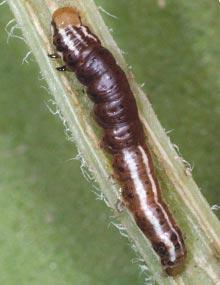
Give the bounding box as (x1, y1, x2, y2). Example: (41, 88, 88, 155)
(50, 7, 186, 275)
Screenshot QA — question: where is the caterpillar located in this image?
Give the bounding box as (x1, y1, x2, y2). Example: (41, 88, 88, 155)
(50, 7, 186, 276)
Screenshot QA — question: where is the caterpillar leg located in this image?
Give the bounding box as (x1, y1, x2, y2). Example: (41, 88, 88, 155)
(115, 198, 125, 213)
(48, 52, 60, 59)
(56, 65, 67, 72)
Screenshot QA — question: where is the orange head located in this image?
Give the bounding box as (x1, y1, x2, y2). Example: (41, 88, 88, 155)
(52, 7, 81, 28)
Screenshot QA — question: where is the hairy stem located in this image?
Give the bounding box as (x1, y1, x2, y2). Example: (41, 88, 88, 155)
(7, 0, 220, 284)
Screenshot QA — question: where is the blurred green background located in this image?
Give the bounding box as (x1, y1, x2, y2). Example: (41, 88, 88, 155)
(0, 1, 219, 284)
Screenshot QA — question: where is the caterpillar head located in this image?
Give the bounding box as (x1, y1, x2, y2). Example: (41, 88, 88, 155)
(52, 7, 81, 29)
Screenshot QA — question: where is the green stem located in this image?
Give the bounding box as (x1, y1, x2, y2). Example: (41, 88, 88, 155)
(7, 0, 220, 284)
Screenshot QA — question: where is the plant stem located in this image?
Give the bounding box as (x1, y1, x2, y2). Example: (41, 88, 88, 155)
(7, 0, 220, 284)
